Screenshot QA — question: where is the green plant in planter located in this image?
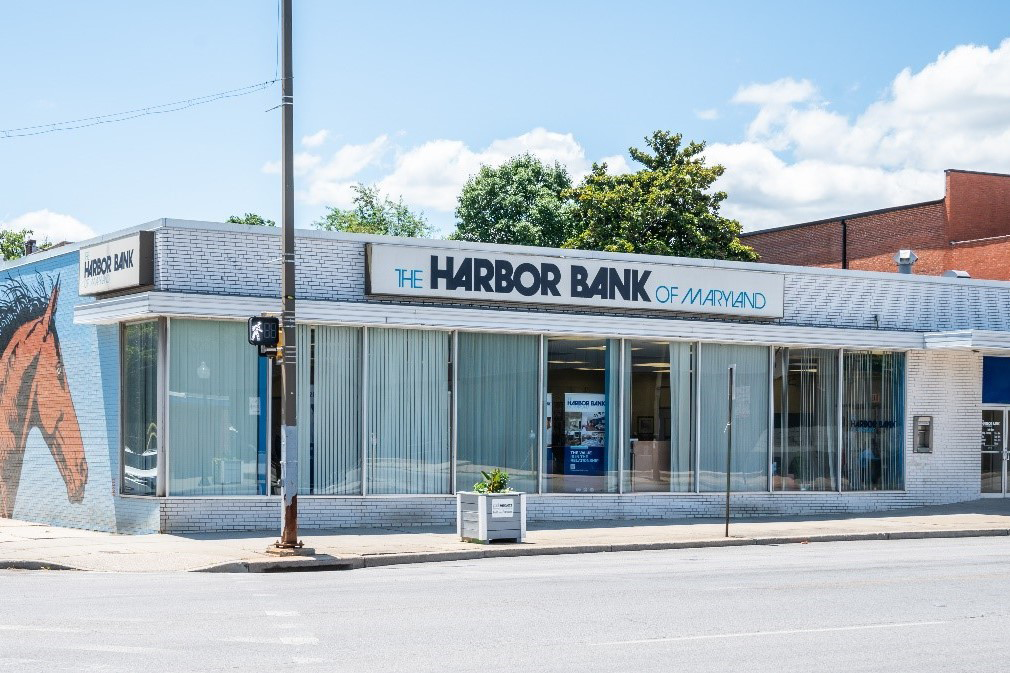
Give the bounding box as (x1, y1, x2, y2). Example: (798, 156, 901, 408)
(473, 468, 511, 494)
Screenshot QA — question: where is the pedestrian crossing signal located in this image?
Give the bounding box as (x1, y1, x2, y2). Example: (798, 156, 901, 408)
(248, 316, 280, 347)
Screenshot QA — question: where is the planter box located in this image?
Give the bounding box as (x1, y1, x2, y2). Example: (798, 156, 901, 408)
(457, 492, 527, 543)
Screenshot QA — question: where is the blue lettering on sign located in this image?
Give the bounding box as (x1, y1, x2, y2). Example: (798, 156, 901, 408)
(671, 286, 767, 310)
(654, 285, 679, 303)
(395, 268, 424, 289)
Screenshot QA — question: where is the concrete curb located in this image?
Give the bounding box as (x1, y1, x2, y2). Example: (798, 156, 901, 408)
(186, 527, 1010, 573)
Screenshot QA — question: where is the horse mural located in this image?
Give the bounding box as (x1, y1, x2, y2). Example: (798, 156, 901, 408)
(0, 276, 87, 518)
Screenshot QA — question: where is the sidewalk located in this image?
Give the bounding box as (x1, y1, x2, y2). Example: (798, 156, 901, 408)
(4, 499, 1010, 573)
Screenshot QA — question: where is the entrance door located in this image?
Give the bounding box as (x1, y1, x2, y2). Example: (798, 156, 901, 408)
(982, 408, 1007, 495)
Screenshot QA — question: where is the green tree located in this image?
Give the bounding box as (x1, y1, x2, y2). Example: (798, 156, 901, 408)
(1, 228, 51, 261)
(314, 184, 432, 238)
(451, 154, 577, 248)
(227, 213, 276, 227)
(564, 131, 757, 261)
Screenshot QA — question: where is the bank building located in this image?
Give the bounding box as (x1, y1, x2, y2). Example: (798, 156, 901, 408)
(2, 218, 1007, 533)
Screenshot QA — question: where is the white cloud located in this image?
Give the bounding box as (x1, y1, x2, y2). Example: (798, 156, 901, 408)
(301, 129, 329, 148)
(694, 108, 720, 121)
(732, 77, 817, 106)
(598, 154, 632, 174)
(289, 128, 619, 213)
(710, 39, 1010, 230)
(378, 129, 589, 211)
(1, 209, 94, 243)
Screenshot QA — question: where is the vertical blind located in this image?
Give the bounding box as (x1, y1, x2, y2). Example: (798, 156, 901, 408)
(367, 328, 451, 494)
(156, 321, 907, 497)
(699, 344, 769, 491)
(121, 321, 159, 496)
(456, 333, 539, 493)
(168, 320, 259, 496)
(843, 351, 905, 491)
(773, 348, 838, 491)
(298, 326, 362, 495)
(669, 342, 695, 492)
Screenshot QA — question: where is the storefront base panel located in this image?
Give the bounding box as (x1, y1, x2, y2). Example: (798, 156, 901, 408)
(158, 497, 460, 534)
(154, 491, 980, 534)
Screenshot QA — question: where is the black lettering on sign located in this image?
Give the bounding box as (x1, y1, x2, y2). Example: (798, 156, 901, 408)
(632, 270, 651, 301)
(450, 257, 473, 291)
(431, 255, 453, 290)
(587, 268, 608, 299)
(474, 257, 494, 292)
(495, 260, 514, 293)
(540, 263, 561, 296)
(513, 263, 540, 297)
(571, 266, 591, 298)
(609, 268, 630, 300)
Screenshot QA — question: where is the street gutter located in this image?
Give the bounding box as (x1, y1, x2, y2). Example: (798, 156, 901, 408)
(190, 527, 1010, 573)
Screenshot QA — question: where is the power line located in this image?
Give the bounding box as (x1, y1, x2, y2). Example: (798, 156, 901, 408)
(1, 79, 280, 139)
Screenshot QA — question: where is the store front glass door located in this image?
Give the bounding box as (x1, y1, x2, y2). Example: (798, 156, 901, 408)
(981, 408, 1007, 495)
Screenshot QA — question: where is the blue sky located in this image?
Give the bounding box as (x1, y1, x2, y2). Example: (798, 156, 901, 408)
(4, 1, 1010, 241)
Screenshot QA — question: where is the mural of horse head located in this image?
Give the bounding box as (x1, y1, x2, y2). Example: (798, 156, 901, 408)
(0, 275, 87, 518)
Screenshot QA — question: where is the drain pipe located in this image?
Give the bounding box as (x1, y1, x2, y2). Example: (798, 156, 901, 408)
(841, 219, 848, 269)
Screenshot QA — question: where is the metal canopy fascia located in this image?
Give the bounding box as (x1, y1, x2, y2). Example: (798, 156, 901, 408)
(75, 290, 928, 350)
(924, 330, 1010, 353)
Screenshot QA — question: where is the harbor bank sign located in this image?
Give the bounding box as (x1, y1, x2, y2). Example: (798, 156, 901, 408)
(78, 231, 154, 295)
(367, 243, 784, 318)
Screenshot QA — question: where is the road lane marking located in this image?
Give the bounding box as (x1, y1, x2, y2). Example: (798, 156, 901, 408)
(0, 625, 80, 633)
(600, 620, 949, 645)
(265, 610, 299, 617)
(226, 636, 319, 645)
(280, 636, 319, 645)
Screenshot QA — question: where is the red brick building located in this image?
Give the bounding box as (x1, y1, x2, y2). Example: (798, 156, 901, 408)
(741, 169, 1010, 280)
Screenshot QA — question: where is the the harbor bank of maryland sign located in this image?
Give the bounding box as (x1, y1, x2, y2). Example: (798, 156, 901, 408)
(78, 231, 154, 296)
(366, 243, 785, 318)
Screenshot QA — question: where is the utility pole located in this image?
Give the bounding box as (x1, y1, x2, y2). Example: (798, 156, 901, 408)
(271, 0, 306, 554)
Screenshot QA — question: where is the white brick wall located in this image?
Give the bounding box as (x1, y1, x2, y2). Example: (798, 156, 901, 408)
(141, 223, 1002, 533)
(6, 223, 997, 535)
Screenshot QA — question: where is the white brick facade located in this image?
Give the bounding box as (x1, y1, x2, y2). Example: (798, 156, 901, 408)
(6, 220, 1009, 534)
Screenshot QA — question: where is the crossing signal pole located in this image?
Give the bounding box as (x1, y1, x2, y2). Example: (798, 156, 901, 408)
(271, 0, 309, 555)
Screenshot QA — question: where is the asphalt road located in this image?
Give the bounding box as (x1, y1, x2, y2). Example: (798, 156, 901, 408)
(2, 537, 1009, 673)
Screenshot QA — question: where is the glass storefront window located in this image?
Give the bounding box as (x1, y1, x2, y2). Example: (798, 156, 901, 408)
(544, 337, 619, 493)
(456, 332, 539, 493)
(299, 326, 362, 495)
(773, 348, 839, 491)
(699, 344, 770, 492)
(168, 320, 261, 496)
(366, 328, 451, 494)
(623, 341, 694, 492)
(842, 351, 905, 491)
(121, 321, 158, 496)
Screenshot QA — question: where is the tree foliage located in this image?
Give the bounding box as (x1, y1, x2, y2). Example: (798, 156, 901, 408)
(1, 229, 51, 261)
(314, 184, 432, 238)
(451, 154, 576, 248)
(227, 213, 276, 227)
(563, 131, 757, 261)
